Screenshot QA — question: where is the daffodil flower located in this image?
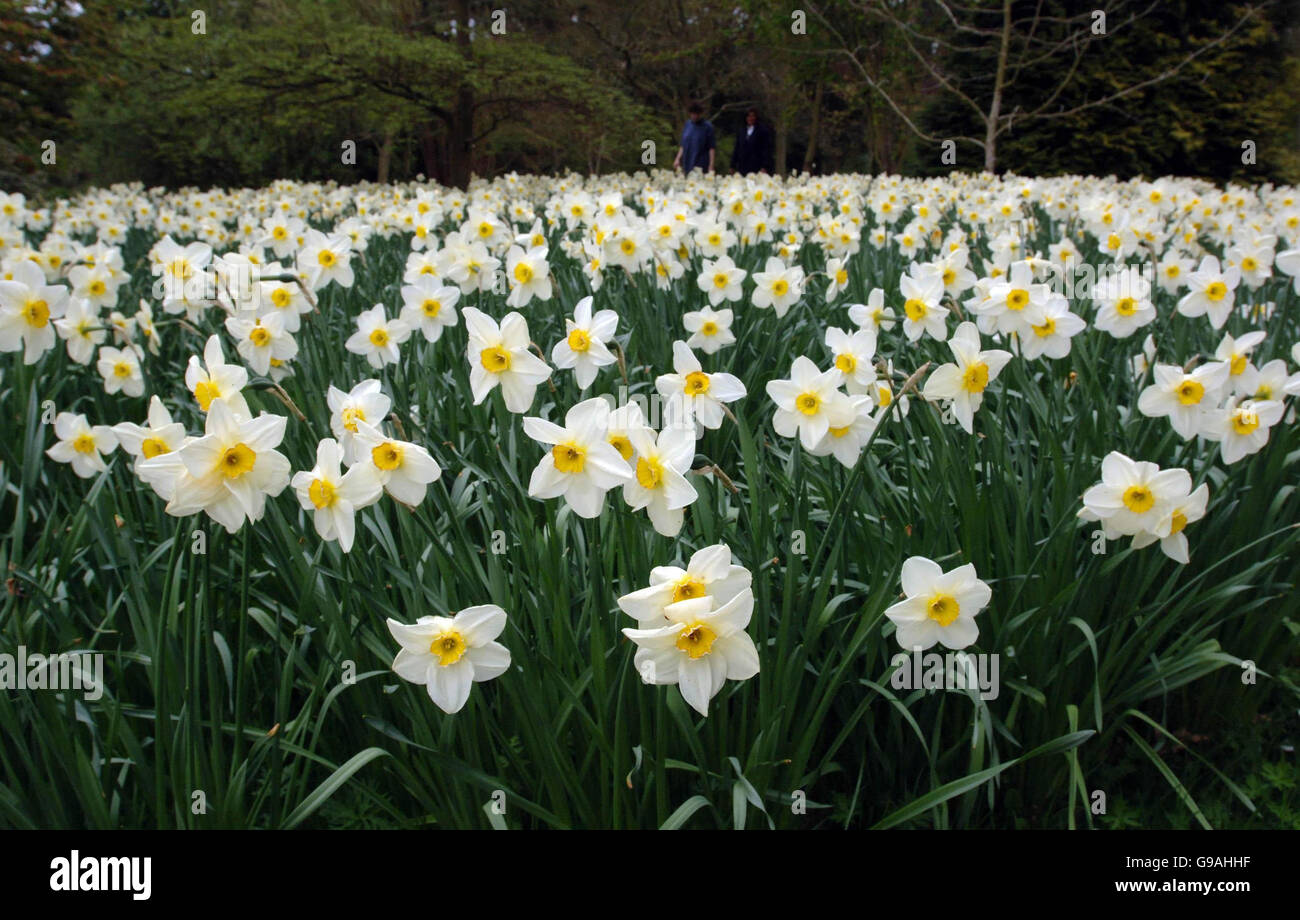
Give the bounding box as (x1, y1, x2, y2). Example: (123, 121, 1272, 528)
(0, 260, 68, 364)
(185, 335, 251, 419)
(54, 297, 105, 365)
(550, 296, 618, 390)
(169, 398, 291, 534)
(325, 378, 390, 465)
(899, 268, 948, 342)
(682, 305, 736, 354)
(462, 307, 552, 413)
(388, 606, 512, 714)
(398, 275, 460, 343)
(617, 543, 752, 627)
(290, 438, 383, 552)
(696, 255, 746, 306)
(750, 256, 804, 317)
(922, 322, 1012, 434)
(766, 355, 850, 451)
(504, 244, 552, 308)
(1177, 255, 1240, 329)
(621, 588, 760, 717)
(345, 304, 411, 369)
(884, 556, 991, 651)
(654, 340, 746, 434)
(621, 426, 698, 537)
(1136, 362, 1229, 440)
(1080, 451, 1192, 539)
(46, 411, 118, 479)
(113, 395, 186, 476)
(1203, 398, 1285, 464)
(96, 344, 145, 397)
(352, 420, 441, 507)
(523, 397, 632, 518)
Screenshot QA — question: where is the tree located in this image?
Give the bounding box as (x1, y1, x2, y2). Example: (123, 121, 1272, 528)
(0, 0, 113, 193)
(812, 0, 1270, 172)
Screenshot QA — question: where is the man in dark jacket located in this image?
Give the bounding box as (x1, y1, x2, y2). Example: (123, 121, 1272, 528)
(673, 101, 716, 174)
(731, 108, 774, 176)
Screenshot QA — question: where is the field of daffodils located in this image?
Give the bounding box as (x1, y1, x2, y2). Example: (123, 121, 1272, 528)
(1, 170, 1297, 828)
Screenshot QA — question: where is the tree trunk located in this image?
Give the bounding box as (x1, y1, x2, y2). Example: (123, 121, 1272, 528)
(448, 0, 475, 188)
(802, 80, 824, 173)
(985, 0, 1012, 173)
(376, 130, 393, 185)
(419, 123, 440, 181)
(774, 104, 788, 176)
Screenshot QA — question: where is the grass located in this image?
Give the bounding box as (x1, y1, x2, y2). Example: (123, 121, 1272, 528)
(1, 185, 1298, 829)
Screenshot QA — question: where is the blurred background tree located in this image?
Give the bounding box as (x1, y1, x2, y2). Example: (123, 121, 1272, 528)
(1, 0, 1296, 194)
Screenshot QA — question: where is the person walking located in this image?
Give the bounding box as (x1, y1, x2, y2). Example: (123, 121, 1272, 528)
(673, 101, 716, 175)
(731, 108, 774, 176)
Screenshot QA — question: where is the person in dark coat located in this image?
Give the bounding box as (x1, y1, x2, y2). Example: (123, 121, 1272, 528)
(731, 108, 774, 176)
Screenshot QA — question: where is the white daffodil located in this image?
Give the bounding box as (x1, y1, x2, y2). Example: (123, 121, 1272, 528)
(113, 395, 186, 473)
(0, 260, 68, 364)
(504, 244, 553, 308)
(766, 355, 849, 451)
(884, 556, 992, 651)
(523, 397, 632, 518)
(1131, 482, 1209, 564)
(46, 411, 118, 479)
(1080, 451, 1192, 539)
(1136, 361, 1229, 440)
(290, 437, 383, 552)
(682, 305, 736, 354)
(922, 322, 1012, 434)
(398, 275, 460, 343)
(622, 588, 760, 717)
(807, 393, 876, 468)
(824, 326, 877, 394)
(169, 398, 291, 534)
(697, 255, 746, 306)
(1093, 266, 1156, 339)
(899, 268, 948, 342)
(603, 399, 654, 464)
(848, 288, 897, 334)
(298, 229, 354, 290)
(1215, 330, 1267, 391)
(185, 334, 251, 418)
(388, 606, 512, 714)
(622, 426, 698, 537)
(750, 256, 804, 317)
(54, 297, 104, 365)
(654, 340, 746, 434)
(824, 257, 850, 302)
(96, 344, 145, 397)
(462, 307, 553, 413)
(1203, 398, 1285, 464)
(551, 295, 618, 390)
(981, 260, 1049, 338)
(345, 303, 411, 369)
(1237, 358, 1289, 403)
(1020, 294, 1086, 360)
(327, 379, 392, 465)
(257, 264, 311, 333)
(227, 310, 297, 376)
(1177, 255, 1240, 329)
(352, 420, 441, 507)
(616, 543, 753, 626)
